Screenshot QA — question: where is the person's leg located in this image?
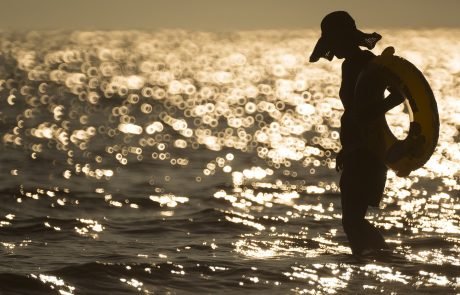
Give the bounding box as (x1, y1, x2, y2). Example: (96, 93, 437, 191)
(364, 152, 388, 207)
(358, 152, 389, 250)
(341, 169, 371, 254)
(340, 151, 388, 254)
(341, 187, 369, 254)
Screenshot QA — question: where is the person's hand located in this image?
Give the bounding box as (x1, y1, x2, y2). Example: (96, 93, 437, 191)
(335, 150, 344, 172)
(387, 87, 405, 106)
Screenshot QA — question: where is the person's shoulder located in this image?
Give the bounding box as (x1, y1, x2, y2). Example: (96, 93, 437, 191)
(363, 50, 377, 59)
(341, 50, 376, 72)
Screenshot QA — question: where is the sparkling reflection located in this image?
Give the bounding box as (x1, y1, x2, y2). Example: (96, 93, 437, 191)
(0, 29, 458, 293)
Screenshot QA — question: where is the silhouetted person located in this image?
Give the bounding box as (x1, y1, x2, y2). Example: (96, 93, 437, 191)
(309, 11, 404, 255)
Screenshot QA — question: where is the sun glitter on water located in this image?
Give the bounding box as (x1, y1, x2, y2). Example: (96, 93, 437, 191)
(0, 28, 459, 294)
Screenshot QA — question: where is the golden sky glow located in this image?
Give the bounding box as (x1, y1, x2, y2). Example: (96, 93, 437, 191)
(0, 0, 459, 30)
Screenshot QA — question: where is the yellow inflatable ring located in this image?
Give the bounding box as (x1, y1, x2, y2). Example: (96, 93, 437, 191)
(355, 47, 439, 177)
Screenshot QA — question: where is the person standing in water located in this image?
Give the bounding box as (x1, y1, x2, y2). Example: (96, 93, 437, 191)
(309, 11, 405, 255)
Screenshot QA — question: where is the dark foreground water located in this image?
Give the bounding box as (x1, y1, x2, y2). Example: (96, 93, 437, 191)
(0, 29, 459, 294)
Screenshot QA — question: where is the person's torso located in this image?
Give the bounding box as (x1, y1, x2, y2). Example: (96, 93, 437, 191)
(339, 50, 376, 152)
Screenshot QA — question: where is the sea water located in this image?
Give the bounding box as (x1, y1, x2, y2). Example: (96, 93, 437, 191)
(0, 29, 459, 294)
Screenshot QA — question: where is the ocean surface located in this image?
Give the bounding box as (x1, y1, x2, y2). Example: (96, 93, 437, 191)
(0, 29, 459, 294)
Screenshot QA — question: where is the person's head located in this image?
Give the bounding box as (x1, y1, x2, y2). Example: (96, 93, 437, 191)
(309, 11, 381, 62)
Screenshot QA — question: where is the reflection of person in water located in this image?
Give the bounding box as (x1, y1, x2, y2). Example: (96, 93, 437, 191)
(309, 11, 405, 255)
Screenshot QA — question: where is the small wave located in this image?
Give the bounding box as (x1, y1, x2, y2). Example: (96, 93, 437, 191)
(0, 273, 57, 295)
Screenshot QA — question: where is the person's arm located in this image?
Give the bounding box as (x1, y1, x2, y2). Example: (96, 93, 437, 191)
(356, 89, 405, 123)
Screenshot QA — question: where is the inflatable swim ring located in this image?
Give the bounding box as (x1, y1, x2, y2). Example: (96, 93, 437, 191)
(355, 47, 439, 177)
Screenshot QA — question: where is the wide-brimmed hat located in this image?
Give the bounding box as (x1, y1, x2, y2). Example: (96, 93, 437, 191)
(309, 11, 382, 62)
